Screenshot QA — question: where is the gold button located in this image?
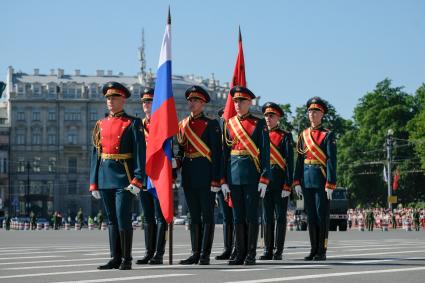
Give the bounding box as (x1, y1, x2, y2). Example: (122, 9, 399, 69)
(115, 147, 119, 149)
(117, 136, 120, 138)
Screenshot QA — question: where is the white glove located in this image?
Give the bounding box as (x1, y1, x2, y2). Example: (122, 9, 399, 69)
(124, 184, 141, 196)
(221, 183, 230, 195)
(281, 190, 291, 198)
(325, 188, 333, 200)
(91, 190, 101, 200)
(172, 158, 178, 169)
(294, 185, 303, 198)
(211, 186, 221, 193)
(258, 182, 267, 198)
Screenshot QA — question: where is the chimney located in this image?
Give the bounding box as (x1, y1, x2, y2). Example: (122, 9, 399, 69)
(57, 68, 64, 78)
(74, 69, 81, 76)
(50, 69, 55, 76)
(34, 68, 39, 76)
(96, 70, 104, 76)
(107, 70, 113, 76)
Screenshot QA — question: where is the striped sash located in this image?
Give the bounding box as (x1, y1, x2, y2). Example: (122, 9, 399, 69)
(180, 117, 212, 162)
(270, 142, 286, 170)
(228, 117, 261, 172)
(302, 128, 327, 177)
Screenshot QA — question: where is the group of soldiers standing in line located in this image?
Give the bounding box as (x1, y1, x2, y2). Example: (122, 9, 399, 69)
(89, 81, 337, 270)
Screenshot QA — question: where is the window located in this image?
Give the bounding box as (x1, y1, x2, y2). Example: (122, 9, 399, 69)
(32, 111, 41, 121)
(17, 158, 25, 172)
(2, 158, 7, 173)
(48, 85, 56, 95)
(17, 84, 24, 94)
(64, 112, 81, 121)
(90, 111, 98, 121)
(32, 133, 41, 145)
(68, 180, 77, 195)
(48, 157, 56, 173)
(48, 134, 56, 145)
(47, 181, 54, 196)
(18, 181, 25, 196)
(17, 112, 25, 121)
(16, 134, 25, 145)
(32, 157, 41, 172)
(48, 111, 56, 121)
(90, 85, 98, 97)
(68, 157, 77, 173)
(31, 181, 42, 194)
(33, 85, 41, 95)
(64, 87, 75, 98)
(67, 133, 77, 144)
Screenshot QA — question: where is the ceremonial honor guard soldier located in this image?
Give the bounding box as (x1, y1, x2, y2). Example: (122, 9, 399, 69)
(293, 97, 337, 261)
(135, 88, 167, 265)
(89, 82, 146, 270)
(215, 108, 236, 261)
(176, 85, 222, 265)
(260, 102, 294, 260)
(222, 86, 271, 265)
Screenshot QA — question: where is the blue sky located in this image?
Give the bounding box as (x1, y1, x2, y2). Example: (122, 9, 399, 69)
(1, 0, 424, 119)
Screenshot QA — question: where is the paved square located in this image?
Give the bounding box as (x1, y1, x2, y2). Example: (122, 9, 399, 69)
(1, 226, 424, 283)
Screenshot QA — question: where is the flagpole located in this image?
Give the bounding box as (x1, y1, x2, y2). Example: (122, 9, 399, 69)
(169, 221, 173, 265)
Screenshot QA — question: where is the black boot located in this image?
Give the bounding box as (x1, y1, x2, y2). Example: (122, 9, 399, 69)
(259, 223, 274, 260)
(273, 222, 286, 260)
(179, 223, 201, 264)
(244, 223, 259, 265)
(119, 230, 133, 270)
(304, 224, 318, 261)
(98, 225, 122, 269)
(229, 224, 246, 265)
(149, 222, 167, 264)
(199, 224, 215, 265)
(215, 223, 234, 260)
(136, 223, 156, 264)
(314, 225, 327, 261)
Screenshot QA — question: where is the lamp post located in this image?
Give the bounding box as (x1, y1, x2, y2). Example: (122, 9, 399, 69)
(386, 129, 394, 210)
(26, 161, 31, 216)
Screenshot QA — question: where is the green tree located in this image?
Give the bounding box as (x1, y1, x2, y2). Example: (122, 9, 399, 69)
(338, 79, 424, 206)
(278, 103, 293, 132)
(408, 84, 425, 169)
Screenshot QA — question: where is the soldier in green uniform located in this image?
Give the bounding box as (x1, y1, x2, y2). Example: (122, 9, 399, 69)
(97, 210, 104, 230)
(293, 97, 337, 261)
(30, 211, 37, 230)
(392, 213, 397, 229)
(260, 102, 294, 261)
(5, 214, 11, 230)
(89, 82, 146, 270)
(176, 85, 222, 265)
(413, 209, 420, 231)
(76, 208, 83, 229)
(222, 86, 271, 265)
(367, 210, 375, 231)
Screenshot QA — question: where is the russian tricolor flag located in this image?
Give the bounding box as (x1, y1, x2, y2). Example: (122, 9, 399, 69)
(146, 9, 179, 224)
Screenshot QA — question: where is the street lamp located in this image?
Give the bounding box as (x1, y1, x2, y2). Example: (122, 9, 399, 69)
(386, 129, 394, 210)
(26, 161, 31, 216)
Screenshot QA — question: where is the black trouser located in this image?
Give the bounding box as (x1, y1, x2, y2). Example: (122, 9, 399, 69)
(303, 187, 330, 256)
(262, 186, 289, 256)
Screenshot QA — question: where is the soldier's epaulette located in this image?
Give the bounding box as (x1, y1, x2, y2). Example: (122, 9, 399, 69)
(125, 114, 138, 121)
(276, 128, 288, 136)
